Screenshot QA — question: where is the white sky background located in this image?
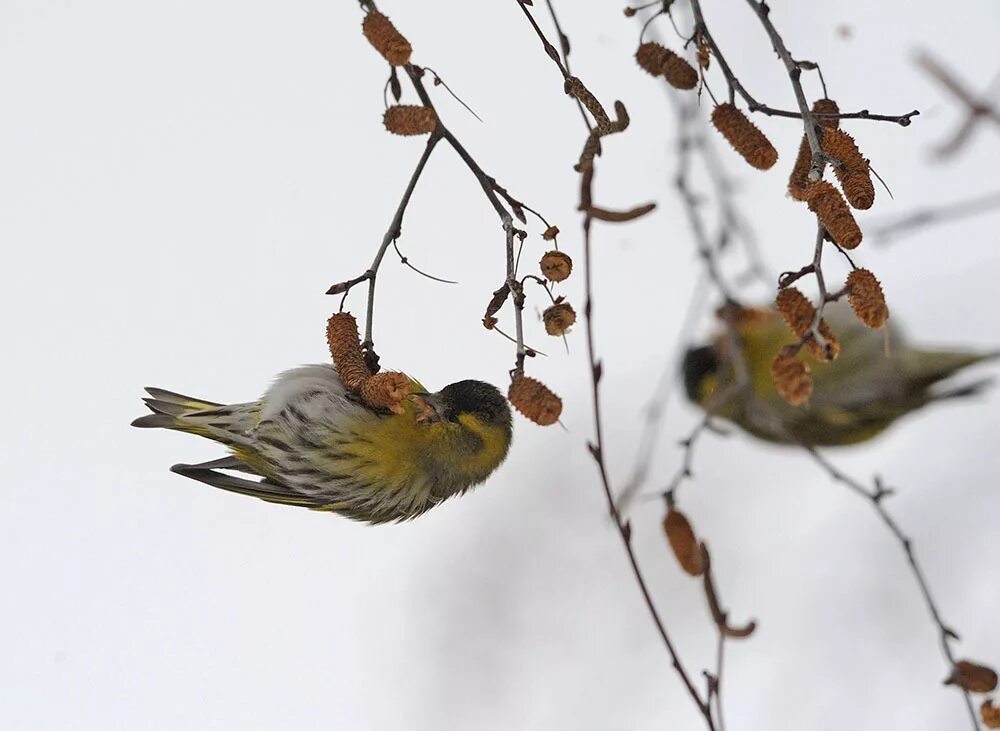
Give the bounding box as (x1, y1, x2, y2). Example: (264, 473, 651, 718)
(2, 0, 999, 729)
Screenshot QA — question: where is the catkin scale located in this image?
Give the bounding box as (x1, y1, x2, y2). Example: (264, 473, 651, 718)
(820, 128, 875, 210)
(806, 181, 863, 249)
(362, 11, 412, 66)
(383, 105, 437, 136)
(771, 350, 813, 406)
(508, 376, 562, 426)
(712, 104, 778, 170)
(846, 268, 889, 328)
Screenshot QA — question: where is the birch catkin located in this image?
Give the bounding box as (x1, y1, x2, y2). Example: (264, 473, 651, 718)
(712, 104, 778, 170)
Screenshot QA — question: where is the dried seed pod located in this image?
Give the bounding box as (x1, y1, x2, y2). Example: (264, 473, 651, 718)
(663, 52, 698, 90)
(805, 181, 863, 249)
(326, 313, 371, 391)
(635, 42, 670, 77)
(383, 105, 437, 136)
(542, 225, 560, 241)
(846, 268, 889, 328)
(806, 319, 841, 362)
(775, 287, 816, 338)
(812, 98, 841, 130)
(543, 302, 576, 336)
(821, 128, 874, 209)
(711, 103, 778, 171)
(362, 10, 412, 66)
(982, 700, 1000, 729)
(508, 375, 562, 426)
(663, 508, 704, 577)
(946, 661, 998, 694)
(771, 349, 813, 406)
(539, 250, 573, 282)
(359, 371, 412, 415)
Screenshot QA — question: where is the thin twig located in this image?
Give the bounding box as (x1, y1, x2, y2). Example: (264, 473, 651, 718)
(805, 448, 982, 731)
(517, 2, 717, 725)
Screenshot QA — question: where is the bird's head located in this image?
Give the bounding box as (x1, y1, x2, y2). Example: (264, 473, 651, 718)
(414, 380, 512, 432)
(411, 380, 513, 486)
(682, 345, 721, 406)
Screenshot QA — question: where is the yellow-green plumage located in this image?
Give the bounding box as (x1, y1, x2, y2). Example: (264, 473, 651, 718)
(133, 366, 513, 523)
(684, 303, 997, 446)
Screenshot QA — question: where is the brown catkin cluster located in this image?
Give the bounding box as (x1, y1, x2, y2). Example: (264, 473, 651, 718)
(712, 104, 778, 171)
(846, 268, 889, 328)
(362, 11, 411, 66)
(947, 661, 999, 693)
(508, 375, 562, 426)
(663, 508, 704, 576)
(326, 313, 410, 413)
(775, 287, 816, 338)
(771, 350, 813, 406)
(805, 181, 863, 249)
(788, 99, 841, 200)
(982, 700, 1000, 729)
(539, 250, 572, 282)
(634, 42, 697, 89)
(543, 302, 576, 336)
(820, 128, 875, 210)
(383, 105, 437, 136)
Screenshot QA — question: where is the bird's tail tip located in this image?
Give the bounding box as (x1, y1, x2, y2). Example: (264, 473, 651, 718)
(131, 414, 176, 429)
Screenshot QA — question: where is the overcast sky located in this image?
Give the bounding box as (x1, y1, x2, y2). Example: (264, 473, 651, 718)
(2, 1, 999, 729)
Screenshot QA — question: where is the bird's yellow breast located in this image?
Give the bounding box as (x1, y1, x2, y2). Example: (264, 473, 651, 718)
(328, 401, 510, 496)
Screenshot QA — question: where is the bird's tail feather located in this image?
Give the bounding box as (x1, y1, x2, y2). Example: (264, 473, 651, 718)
(932, 376, 995, 402)
(131, 387, 258, 446)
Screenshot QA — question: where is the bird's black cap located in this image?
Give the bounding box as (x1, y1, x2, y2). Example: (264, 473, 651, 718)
(682, 346, 719, 403)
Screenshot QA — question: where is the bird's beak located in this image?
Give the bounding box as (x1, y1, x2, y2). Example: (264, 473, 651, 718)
(410, 392, 446, 424)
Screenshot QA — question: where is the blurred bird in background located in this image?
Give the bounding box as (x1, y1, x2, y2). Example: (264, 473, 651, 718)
(683, 302, 997, 446)
(132, 367, 513, 523)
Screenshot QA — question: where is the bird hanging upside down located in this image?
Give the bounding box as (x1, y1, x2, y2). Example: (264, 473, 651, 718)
(132, 367, 513, 523)
(683, 302, 997, 447)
